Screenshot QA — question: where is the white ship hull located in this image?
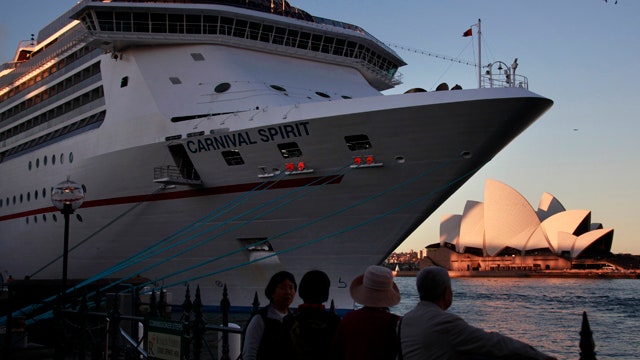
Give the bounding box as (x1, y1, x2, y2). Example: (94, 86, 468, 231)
(0, 1, 552, 312)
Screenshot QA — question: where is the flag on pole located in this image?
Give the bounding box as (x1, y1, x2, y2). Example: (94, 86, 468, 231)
(462, 28, 473, 37)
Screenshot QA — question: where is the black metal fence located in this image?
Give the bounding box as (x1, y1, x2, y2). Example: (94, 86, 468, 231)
(2, 283, 251, 360)
(2, 282, 597, 360)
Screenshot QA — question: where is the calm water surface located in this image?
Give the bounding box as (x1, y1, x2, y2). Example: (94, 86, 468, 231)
(390, 277, 640, 360)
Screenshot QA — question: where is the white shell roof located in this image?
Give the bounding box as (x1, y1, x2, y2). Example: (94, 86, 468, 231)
(443, 179, 613, 258)
(459, 201, 485, 254)
(483, 179, 540, 256)
(439, 214, 461, 248)
(537, 192, 566, 222)
(540, 209, 591, 251)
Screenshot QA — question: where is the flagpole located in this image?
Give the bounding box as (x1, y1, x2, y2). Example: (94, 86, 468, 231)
(477, 18, 481, 88)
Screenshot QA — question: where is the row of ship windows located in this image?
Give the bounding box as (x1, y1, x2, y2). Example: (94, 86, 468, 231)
(2, 111, 105, 163)
(81, 10, 399, 76)
(0, 180, 87, 209)
(23, 212, 83, 225)
(0, 61, 101, 126)
(0, 46, 96, 107)
(0, 84, 104, 145)
(28, 152, 74, 170)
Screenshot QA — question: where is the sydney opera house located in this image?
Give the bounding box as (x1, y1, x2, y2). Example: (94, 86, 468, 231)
(426, 179, 615, 271)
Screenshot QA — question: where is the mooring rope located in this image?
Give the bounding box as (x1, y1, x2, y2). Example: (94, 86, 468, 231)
(2, 162, 355, 324)
(162, 160, 480, 288)
(85, 170, 291, 279)
(82, 162, 356, 297)
(4, 158, 475, 324)
(153, 158, 464, 289)
(1, 169, 291, 324)
(134, 162, 357, 289)
(28, 186, 168, 278)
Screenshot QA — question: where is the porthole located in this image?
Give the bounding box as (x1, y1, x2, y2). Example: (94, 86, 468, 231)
(44, 155, 48, 166)
(82, 184, 87, 193)
(34, 190, 38, 200)
(315, 91, 330, 98)
(270, 84, 287, 92)
(36, 158, 40, 168)
(0, 198, 2, 207)
(33, 215, 37, 223)
(69, 152, 74, 163)
(52, 214, 58, 222)
(26, 217, 29, 224)
(20, 194, 23, 203)
(76, 214, 83, 222)
(341, 95, 352, 99)
(42, 214, 47, 222)
(28, 161, 32, 170)
(52, 154, 56, 165)
(42, 187, 47, 198)
(27, 192, 31, 201)
(215, 82, 231, 93)
(60, 153, 64, 164)
(13, 195, 16, 204)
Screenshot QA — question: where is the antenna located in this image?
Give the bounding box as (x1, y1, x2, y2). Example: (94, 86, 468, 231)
(477, 19, 481, 88)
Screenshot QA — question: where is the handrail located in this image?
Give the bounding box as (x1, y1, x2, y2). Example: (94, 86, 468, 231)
(481, 73, 528, 89)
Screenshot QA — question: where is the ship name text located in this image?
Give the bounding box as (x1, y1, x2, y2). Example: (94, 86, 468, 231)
(186, 122, 310, 153)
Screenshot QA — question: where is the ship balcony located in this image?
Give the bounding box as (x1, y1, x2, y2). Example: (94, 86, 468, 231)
(153, 165, 202, 187)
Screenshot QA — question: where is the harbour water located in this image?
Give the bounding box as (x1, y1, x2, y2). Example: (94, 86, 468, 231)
(390, 277, 640, 359)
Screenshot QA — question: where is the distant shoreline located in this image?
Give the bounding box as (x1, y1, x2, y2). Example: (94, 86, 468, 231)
(394, 270, 640, 279)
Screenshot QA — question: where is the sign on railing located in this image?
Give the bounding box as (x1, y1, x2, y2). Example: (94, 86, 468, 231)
(147, 318, 184, 360)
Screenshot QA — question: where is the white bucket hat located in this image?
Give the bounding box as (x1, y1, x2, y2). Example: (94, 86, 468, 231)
(349, 265, 401, 307)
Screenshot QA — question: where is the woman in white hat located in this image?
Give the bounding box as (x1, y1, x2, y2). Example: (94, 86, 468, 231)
(331, 265, 401, 360)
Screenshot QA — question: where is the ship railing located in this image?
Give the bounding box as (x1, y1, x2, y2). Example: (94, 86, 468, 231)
(480, 64, 529, 90)
(153, 165, 203, 186)
(480, 73, 528, 89)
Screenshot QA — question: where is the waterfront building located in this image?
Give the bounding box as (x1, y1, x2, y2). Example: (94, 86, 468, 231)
(426, 179, 614, 271)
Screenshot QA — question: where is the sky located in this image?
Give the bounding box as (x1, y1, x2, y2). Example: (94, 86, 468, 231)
(1, 1, 639, 254)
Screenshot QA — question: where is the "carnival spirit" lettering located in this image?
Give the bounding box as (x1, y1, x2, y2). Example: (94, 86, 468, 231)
(186, 121, 310, 153)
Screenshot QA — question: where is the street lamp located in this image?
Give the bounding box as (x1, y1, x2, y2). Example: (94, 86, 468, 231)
(51, 178, 85, 291)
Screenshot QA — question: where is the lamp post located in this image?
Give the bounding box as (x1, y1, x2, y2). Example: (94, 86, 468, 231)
(51, 178, 85, 291)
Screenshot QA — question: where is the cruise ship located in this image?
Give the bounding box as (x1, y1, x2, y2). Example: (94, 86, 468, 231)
(0, 0, 552, 312)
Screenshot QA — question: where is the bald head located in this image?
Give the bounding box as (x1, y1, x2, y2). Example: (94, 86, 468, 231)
(416, 267, 451, 303)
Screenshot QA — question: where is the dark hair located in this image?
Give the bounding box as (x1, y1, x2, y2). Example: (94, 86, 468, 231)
(264, 271, 297, 301)
(298, 270, 330, 303)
